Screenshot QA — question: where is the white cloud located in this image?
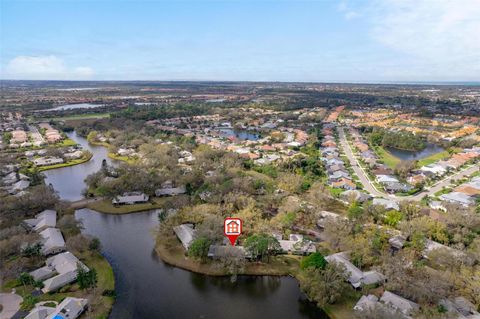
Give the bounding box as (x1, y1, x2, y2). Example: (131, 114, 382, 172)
(337, 1, 360, 20)
(369, 0, 480, 80)
(3, 55, 94, 80)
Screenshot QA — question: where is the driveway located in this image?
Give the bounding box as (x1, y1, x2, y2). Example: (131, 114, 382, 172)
(0, 293, 23, 319)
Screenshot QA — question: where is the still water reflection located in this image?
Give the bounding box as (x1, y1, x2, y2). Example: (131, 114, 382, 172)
(75, 209, 328, 319)
(44, 131, 114, 201)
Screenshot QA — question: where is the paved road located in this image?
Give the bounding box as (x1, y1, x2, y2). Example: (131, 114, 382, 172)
(338, 127, 387, 198)
(409, 164, 479, 201)
(0, 293, 22, 319)
(337, 126, 479, 202)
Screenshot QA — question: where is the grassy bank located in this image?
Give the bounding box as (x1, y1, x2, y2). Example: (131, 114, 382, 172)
(37, 153, 93, 171)
(373, 146, 400, 169)
(107, 152, 137, 164)
(87, 198, 167, 214)
(35, 113, 111, 122)
(156, 234, 300, 276)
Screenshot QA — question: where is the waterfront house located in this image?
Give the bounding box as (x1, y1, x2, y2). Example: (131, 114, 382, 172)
(25, 297, 88, 319)
(207, 245, 248, 259)
(112, 192, 149, 205)
(33, 157, 64, 167)
(30, 251, 89, 293)
(173, 224, 195, 250)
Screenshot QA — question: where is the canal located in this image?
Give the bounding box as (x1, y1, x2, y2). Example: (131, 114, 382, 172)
(46, 131, 328, 319)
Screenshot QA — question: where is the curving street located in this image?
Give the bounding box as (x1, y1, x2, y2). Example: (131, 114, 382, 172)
(337, 126, 479, 202)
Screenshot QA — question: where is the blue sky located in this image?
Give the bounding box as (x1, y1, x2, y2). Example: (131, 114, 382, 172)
(1, 0, 479, 82)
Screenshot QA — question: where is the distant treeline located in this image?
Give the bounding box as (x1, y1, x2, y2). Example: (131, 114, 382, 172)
(366, 127, 426, 151)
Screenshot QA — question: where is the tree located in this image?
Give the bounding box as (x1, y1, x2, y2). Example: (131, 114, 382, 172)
(298, 263, 350, 307)
(216, 245, 246, 280)
(347, 201, 363, 220)
(77, 266, 97, 291)
(18, 272, 34, 290)
(22, 243, 42, 257)
(384, 210, 403, 227)
(244, 234, 280, 261)
(195, 215, 224, 244)
(188, 237, 211, 261)
(88, 237, 101, 252)
(300, 252, 327, 270)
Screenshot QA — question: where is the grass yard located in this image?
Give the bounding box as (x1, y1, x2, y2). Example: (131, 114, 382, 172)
(36, 113, 111, 121)
(107, 152, 137, 164)
(373, 146, 401, 169)
(155, 233, 301, 277)
(87, 197, 168, 214)
(3, 251, 115, 319)
(323, 288, 362, 319)
(416, 147, 462, 167)
(37, 153, 93, 171)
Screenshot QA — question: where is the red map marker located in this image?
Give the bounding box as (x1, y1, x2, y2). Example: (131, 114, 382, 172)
(224, 217, 242, 246)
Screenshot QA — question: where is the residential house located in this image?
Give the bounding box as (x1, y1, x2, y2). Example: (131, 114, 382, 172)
(325, 252, 385, 288)
(372, 198, 400, 211)
(23, 210, 57, 232)
(207, 245, 248, 259)
(30, 251, 89, 293)
(173, 224, 195, 250)
(112, 192, 149, 205)
(439, 192, 474, 207)
(39, 227, 66, 255)
(34, 157, 64, 167)
(25, 297, 88, 319)
(276, 234, 316, 255)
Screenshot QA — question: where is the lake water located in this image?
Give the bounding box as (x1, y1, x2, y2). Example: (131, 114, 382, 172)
(46, 130, 328, 319)
(75, 209, 327, 319)
(386, 143, 445, 161)
(43, 131, 114, 201)
(45, 103, 105, 111)
(218, 128, 261, 141)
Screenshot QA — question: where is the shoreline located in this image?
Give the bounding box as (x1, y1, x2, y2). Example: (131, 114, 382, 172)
(155, 234, 300, 277)
(37, 153, 93, 171)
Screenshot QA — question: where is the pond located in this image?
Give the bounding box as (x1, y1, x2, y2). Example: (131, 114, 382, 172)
(43, 131, 114, 201)
(45, 130, 328, 319)
(44, 103, 105, 111)
(386, 143, 445, 161)
(75, 209, 327, 319)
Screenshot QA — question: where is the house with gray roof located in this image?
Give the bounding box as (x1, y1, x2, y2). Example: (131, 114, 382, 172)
(173, 224, 195, 250)
(440, 192, 474, 207)
(276, 233, 316, 255)
(25, 297, 88, 319)
(354, 291, 419, 319)
(112, 192, 149, 205)
(24, 210, 56, 232)
(30, 251, 89, 293)
(39, 227, 66, 255)
(372, 198, 400, 211)
(325, 252, 385, 288)
(380, 291, 419, 318)
(155, 185, 186, 197)
(207, 245, 248, 259)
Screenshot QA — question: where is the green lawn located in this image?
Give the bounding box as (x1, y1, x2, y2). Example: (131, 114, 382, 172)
(87, 198, 168, 214)
(416, 147, 462, 167)
(38, 153, 93, 171)
(374, 146, 400, 169)
(107, 152, 137, 164)
(4, 251, 115, 318)
(36, 113, 111, 121)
